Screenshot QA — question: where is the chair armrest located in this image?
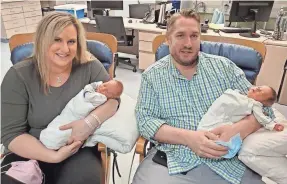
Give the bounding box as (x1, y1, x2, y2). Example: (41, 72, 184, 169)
(98, 143, 107, 153)
(135, 136, 148, 162)
(98, 143, 110, 184)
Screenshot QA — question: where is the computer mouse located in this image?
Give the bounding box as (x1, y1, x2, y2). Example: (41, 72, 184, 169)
(213, 29, 220, 33)
(128, 19, 132, 23)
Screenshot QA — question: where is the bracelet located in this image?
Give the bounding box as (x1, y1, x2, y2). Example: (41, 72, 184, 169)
(90, 113, 101, 127)
(84, 118, 94, 129)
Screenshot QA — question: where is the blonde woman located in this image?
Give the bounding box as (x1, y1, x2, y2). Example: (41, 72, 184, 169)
(1, 12, 118, 184)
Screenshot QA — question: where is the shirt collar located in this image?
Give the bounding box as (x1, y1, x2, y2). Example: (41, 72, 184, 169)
(168, 53, 202, 80)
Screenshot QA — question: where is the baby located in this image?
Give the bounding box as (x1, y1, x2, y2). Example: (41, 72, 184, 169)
(40, 80, 123, 150)
(198, 85, 284, 132)
(197, 85, 284, 158)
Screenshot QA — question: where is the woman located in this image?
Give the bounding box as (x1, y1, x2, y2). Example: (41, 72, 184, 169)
(1, 12, 119, 184)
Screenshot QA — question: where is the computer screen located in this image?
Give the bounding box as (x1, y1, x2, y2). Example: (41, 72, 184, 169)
(229, 1, 274, 22)
(229, 1, 274, 38)
(129, 4, 151, 19)
(90, 1, 123, 10)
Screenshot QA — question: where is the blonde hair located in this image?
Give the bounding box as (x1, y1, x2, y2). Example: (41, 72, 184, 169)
(33, 11, 88, 93)
(167, 9, 201, 36)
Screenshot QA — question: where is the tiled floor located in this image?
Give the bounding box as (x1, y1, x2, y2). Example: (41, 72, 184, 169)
(1, 42, 286, 184)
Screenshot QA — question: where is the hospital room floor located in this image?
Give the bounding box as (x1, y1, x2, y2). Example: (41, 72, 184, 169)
(1, 42, 285, 184)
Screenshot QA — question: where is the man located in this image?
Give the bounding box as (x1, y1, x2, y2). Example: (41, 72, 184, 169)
(133, 10, 266, 184)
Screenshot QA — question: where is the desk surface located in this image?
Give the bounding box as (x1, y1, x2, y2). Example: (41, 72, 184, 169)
(80, 17, 166, 33)
(80, 17, 287, 47)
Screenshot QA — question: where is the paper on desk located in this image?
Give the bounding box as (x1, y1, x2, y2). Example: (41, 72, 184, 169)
(208, 23, 224, 30)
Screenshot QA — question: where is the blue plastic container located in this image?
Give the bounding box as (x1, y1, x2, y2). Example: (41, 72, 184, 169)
(54, 4, 85, 19)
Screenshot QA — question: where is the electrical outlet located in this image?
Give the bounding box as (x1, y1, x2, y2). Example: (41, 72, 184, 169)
(222, 0, 231, 14)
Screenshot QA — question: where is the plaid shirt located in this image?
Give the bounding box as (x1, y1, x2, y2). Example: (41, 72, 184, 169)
(135, 52, 273, 184)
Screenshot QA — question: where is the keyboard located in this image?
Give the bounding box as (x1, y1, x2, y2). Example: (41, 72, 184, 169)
(220, 27, 251, 33)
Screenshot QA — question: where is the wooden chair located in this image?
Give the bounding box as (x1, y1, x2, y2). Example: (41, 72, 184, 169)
(8, 32, 117, 184)
(136, 34, 267, 162)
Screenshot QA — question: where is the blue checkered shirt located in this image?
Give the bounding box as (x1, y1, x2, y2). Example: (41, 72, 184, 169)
(135, 52, 274, 184)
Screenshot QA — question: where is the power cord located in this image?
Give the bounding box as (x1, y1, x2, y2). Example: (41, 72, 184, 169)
(111, 150, 122, 184)
(218, 31, 222, 37)
(128, 149, 136, 184)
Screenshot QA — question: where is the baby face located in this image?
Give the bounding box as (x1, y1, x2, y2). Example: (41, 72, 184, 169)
(247, 86, 273, 106)
(97, 80, 122, 99)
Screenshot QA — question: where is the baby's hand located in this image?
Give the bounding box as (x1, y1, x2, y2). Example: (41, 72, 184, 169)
(273, 124, 284, 131)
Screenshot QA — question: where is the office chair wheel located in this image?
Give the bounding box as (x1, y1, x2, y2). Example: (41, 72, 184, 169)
(133, 68, 137, 72)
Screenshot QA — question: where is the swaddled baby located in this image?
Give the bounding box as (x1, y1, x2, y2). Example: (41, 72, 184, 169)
(40, 80, 123, 150)
(197, 85, 285, 158)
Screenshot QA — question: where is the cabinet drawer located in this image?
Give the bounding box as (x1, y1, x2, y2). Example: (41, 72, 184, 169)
(139, 31, 159, 42)
(23, 1, 40, 6)
(2, 13, 24, 21)
(139, 41, 153, 52)
(26, 24, 38, 33)
(1, 2, 23, 9)
(23, 5, 41, 12)
(25, 16, 42, 25)
(6, 26, 27, 38)
(139, 51, 155, 70)
(4, 18, 25, 29)
(1, 7, 23, 15)
(24, 10, 42, 18)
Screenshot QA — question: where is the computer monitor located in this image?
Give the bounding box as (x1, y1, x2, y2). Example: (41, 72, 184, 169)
(90, 1, 123, 10)
(129, 4, 151, 19)
(229, 1, 274, 38)
(87, 0, 123, 16)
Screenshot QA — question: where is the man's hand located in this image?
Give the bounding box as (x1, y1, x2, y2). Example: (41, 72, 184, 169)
(210, 124, 238, 142)
(59, 119, 93, 145)
(185, 130, 228, 159)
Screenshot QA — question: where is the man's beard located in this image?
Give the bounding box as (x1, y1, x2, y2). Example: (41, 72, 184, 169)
(174, 55, 198, 67)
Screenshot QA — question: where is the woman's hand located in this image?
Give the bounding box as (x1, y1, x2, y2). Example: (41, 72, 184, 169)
(52, 141, 82, 163)
(59, 99, 119, 145)
(59, 119, 93, 145)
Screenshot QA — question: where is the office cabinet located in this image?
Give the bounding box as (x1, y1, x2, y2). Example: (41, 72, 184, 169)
(1, 0, 42, 39)
(279, 65, 287, 105)
(138, 31, 159, 70)
(256, 45, 287, 105)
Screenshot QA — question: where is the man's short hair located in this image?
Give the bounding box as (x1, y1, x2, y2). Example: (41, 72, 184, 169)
(167, 9, 201, 35)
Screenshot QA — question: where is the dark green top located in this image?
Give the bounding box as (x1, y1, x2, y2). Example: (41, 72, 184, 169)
(1, 59, 109, 149)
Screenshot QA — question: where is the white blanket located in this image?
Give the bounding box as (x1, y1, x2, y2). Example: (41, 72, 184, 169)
(197, 89, 277, 131)
(40, 82, 139, 153)
(238, 108, 287, 184)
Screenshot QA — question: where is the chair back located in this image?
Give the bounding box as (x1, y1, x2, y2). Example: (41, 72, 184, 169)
(152, 35, 266, 84)
(94, 15, 127, 46)
(9, 32, 117, 79)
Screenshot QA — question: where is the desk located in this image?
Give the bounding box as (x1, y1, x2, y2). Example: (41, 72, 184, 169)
(80, 17, 287, 105)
